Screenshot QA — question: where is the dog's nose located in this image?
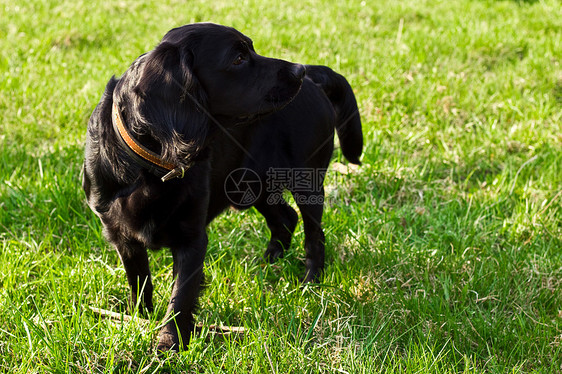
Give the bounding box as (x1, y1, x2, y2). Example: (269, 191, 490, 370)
(291, 64, 306, 81)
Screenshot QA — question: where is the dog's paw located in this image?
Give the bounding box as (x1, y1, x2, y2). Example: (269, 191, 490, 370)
(156, 321, 194, 353)
(300, 267, 323, 284)
(264, 250, 283, 263)
(156, 331, 180, 353)
(264, 244, 284, 263)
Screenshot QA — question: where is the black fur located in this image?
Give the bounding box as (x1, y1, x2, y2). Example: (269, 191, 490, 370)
(83, 23, 363, 351)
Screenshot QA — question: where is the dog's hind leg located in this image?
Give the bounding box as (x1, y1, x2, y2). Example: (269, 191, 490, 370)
(116, 240, 154, 313)
(255, 196, 298, 263)
(293, 188, 326, 283)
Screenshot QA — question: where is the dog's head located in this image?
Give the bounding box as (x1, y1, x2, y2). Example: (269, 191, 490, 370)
(113, 23, 305, 167)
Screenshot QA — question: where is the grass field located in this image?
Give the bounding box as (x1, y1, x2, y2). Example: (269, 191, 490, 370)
(1, 0, 561, 372)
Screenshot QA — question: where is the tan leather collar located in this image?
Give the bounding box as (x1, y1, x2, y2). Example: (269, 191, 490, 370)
(112, 102, 188, 182)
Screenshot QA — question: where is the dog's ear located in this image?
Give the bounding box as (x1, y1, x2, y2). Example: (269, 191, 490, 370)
(131, 41, 208, 166)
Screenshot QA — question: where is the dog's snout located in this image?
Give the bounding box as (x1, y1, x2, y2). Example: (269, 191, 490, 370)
(291, 64, 306, 81)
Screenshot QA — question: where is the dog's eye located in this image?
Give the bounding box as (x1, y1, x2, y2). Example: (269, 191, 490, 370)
(232, 54, 247, 66)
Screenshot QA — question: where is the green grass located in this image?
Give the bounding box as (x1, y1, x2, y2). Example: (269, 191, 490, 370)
(1, 0, 561, 372)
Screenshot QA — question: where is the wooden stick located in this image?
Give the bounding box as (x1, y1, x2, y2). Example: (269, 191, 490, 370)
(89, 306, 143, 323)
(88, 306, 245, 339)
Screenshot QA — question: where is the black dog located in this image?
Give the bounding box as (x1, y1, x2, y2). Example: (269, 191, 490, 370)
(83, 23, 362, 351)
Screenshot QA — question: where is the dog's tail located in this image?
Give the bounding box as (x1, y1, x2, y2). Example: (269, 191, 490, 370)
(305, 65, 363, 164)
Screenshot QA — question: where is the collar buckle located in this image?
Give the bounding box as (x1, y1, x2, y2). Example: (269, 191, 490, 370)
(161, 165, 187, 182)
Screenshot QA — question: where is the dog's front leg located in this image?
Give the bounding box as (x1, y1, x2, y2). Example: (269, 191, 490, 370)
(113, 239, 154, 314)
(157, 232, 207, 352)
